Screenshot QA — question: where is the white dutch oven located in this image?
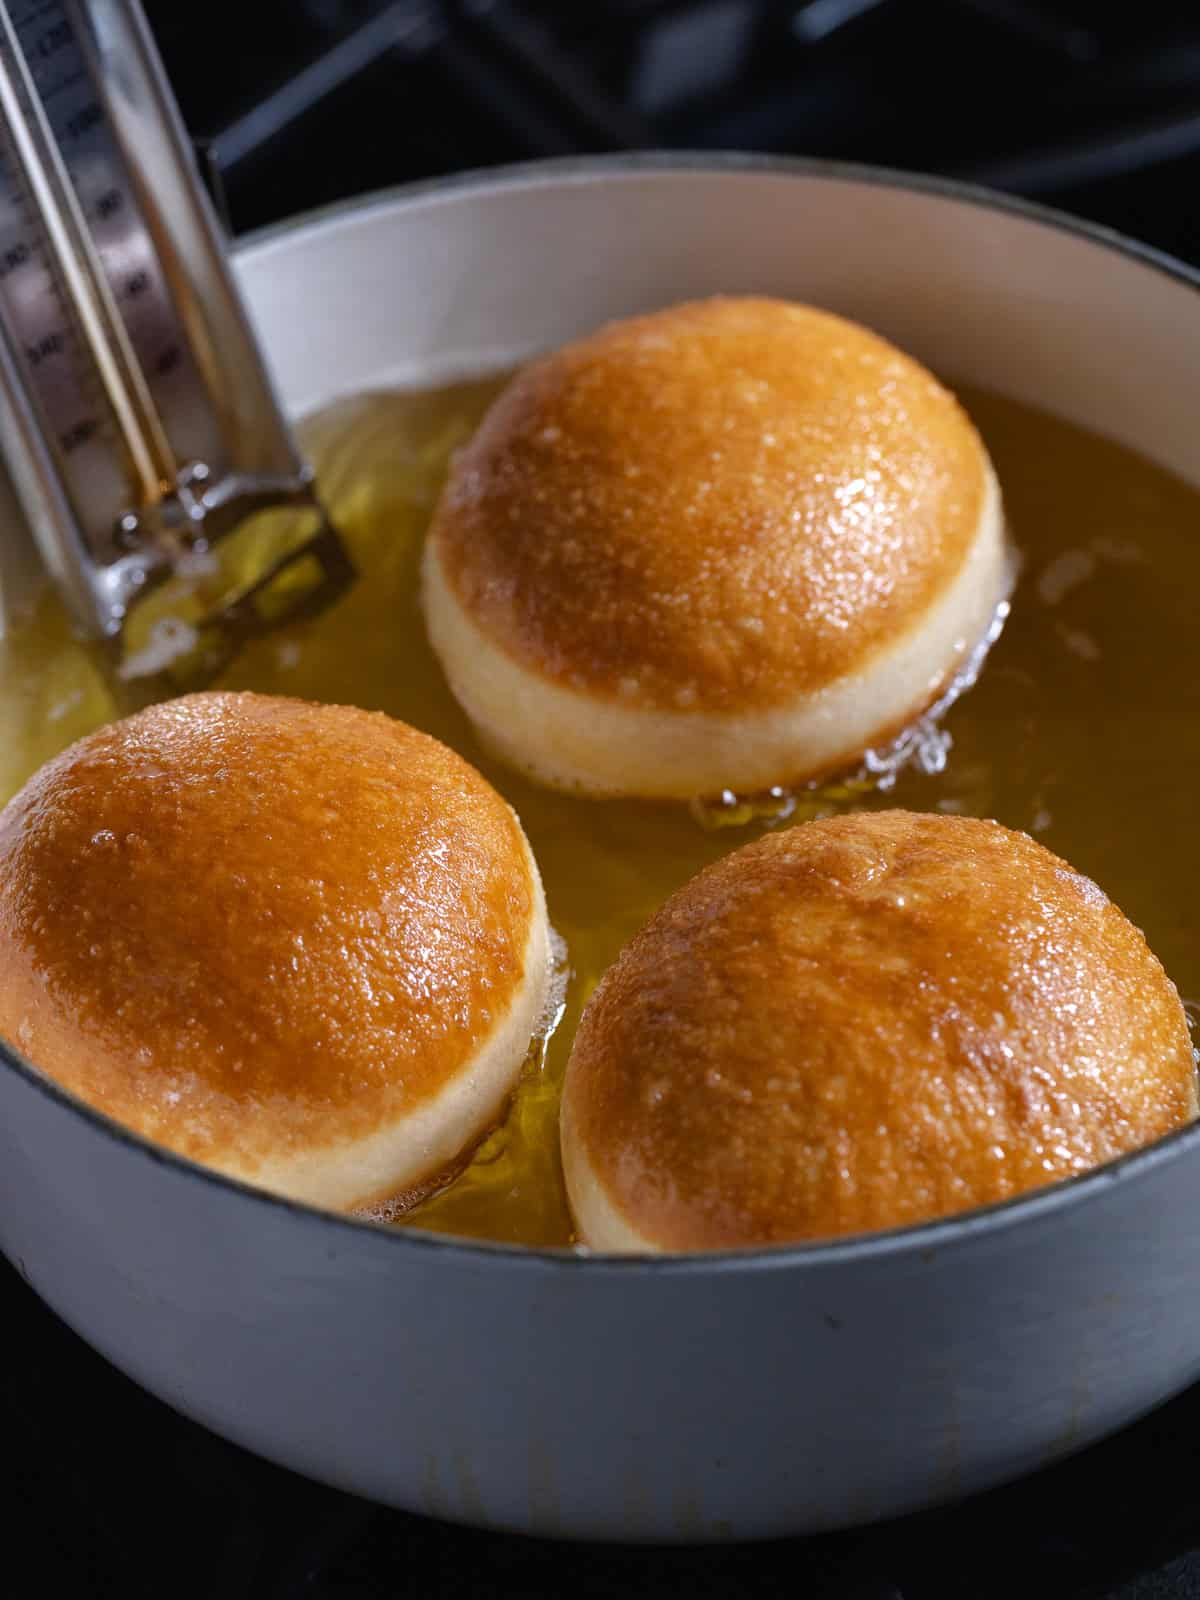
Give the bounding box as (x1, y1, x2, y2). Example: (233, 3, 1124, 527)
(2, 156, 1199, 1542)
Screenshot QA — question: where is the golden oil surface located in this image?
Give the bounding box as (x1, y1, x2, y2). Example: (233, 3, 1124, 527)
(2, 376, 1199, 1247)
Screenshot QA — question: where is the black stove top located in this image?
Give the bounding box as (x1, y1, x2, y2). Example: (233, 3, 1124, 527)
(11, 4, 1200, 1595)
(152, 0, 1200, 265)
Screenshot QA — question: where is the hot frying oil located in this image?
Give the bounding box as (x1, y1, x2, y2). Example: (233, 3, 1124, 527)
(3, 375, 1200, 1247)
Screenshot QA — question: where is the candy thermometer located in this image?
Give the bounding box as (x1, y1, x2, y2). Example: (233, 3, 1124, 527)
(0, 0, 351, 678)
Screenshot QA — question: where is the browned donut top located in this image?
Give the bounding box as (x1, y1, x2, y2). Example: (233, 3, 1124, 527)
(0, 692, 539, 1171)
(432, 297, 993, 713)
(565, 810, 1196, 1247)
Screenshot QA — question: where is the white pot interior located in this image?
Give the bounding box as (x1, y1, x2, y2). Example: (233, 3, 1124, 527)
(236, 162, 1200, 490)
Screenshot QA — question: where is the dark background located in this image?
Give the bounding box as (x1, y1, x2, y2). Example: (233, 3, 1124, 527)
(153, 0, 1200, 266)
(9, 3, 1200, 1596)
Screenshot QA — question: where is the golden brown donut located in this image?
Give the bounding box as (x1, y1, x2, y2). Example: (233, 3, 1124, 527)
(561, 810, 1197, 1250)
(423, 297, 1011, 798)
(0, 692, 550, 1209)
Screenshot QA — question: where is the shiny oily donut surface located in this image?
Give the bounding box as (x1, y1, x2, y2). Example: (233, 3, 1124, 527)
(0, 691, 549, 1210)
(561, 810, 1197, 1251)
(424, 296, 1010, 798)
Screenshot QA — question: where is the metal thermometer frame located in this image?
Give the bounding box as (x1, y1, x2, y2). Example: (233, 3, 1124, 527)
(0, 0, 329, 640)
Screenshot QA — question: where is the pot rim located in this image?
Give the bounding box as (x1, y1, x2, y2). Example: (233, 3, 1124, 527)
(7, 150, 1200, 1276)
